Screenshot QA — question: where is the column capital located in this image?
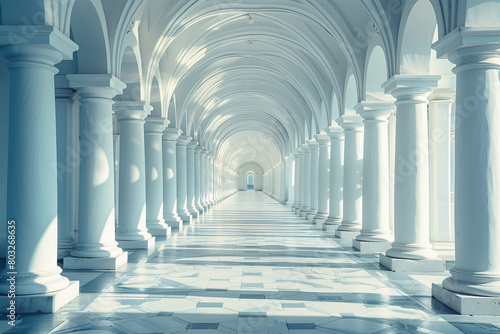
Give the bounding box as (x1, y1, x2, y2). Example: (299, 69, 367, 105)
(326, 125, 344, 139)
(187, 141, 198, 150)
(163, 127, 182, 141)
(201, 149, 208, 156)
(428, 88, 456, 104)
(145, 116, 169, 133)
(382, 75, 440, 100)
(67, 74, 126, 99)
(307, 139, 319, 150)
(432, 27, 500, 61)
(195, 146, 204, 154)
(114, 101, 151, 121)
(0, 25, 78, 60)
(337, 114, 364, 132)
(295, 148, 304, 156)
(355, 100, 394, 122)
(177, 135, 192, 146)
(55, 74, 76, 99)
(314, 133, 330, 145)
(301, 143, 311, 152)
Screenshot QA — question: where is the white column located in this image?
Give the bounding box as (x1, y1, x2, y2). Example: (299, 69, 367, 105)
(207, 154, 215, 207)
(300, 144, 311, 218)
(388, 110, 396, 234)
(114, 101, 154, 250)
(186, 141, 199, 218)
(162, 128, 183, 229)
(380, 75, 445, 272)
(306, 140, 319, 221)
(286, 155, 295, 206)
(64, 74, 127, 270)
(55, 82, 77, 259)
(432, 33, 500, 308)
(195, 146, 204, 212)
(313, 134, 330, 226)
(0, 34, 79, 305)
(113, 115, 120, 230)
(144, 116, 171, 237)
(294, 148, 304, 215)
(428, 89, 455, 255)
(292, 149, 301, 211)
(324, 126, 344, 233)
(201, 150, 209, 210)
(336, 115, 364, 239)
(176, 135, 193, 224)
(353, 101, 394, 252)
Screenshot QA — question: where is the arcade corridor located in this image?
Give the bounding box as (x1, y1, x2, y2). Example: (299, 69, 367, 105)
(3, 192, 499, 334)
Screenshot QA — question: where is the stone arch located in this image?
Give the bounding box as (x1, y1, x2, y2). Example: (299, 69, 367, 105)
(116, 45, 142, 101)
(397, 0, 440, 75)
(150, 74, 162, 117)
(245, 171, 256, 190)
(365, 45, 389, 101)
(238, 163, 264, 191)
(344, 74, 358, 115)
(69, 0, 110, 74)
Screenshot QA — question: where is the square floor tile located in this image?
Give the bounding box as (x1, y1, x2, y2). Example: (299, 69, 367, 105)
(197, 302, 224, 308)
(241, 283, 264, 288)
(287, 323, 317, 330)
(240, 294, 266, 299)
(282, 303, 306, 308)
(186, 323, 219, 329)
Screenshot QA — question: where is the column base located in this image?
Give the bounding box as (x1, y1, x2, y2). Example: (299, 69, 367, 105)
(313, 215, 328, 227)
(57, 248, 72, 260)
(147, 226, 172, 238)
(306, 210, 317, 222)
(57, 240, 75, 260)
(300, 206, 310, 218)
(179, 214, 193, 225)
(196, 204, 205, 213)
(118, 238, 155, 250)
(353, 240, 391, 253)
(294, 207, 302, 215)
(379, 254, 445, 272)
(0, 281, 79, 314)
(432, 241, 455, 261)
(189, 207, 200, 218)
(323, 225, 339, 236)
(64, 252, 128, 270)
(432, 283, 500, 315)
(335, 230, 359, 240)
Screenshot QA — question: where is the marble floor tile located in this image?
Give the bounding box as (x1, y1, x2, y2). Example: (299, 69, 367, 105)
(7, 191, 499, 333)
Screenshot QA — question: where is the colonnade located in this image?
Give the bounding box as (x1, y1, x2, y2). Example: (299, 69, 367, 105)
(262, 35, 500, 314)
(0, 28, 238, 312)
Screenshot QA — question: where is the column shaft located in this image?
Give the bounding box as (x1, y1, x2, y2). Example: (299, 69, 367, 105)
(355, 102, 393, 244)
(145, 116, 170, 237)
(163, 128, 183, 228)
(0, 43, 73, 295)
(336, 115, 364, 238)
(115, 102, 154, 248)
(176, 135, 192, 223)
(314, 134, 330, 226)
(307, 140, 319, 221)
(382, 75, 440, 261)
(428, 89, 455, 253)
(324, 126, 344, 232)
(67, 74, 125, 260)
(55, 85, 77, 259)
(300, 145, 311, 218)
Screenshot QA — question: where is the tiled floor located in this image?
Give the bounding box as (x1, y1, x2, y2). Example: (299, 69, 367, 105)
(3, 191, 500, 333)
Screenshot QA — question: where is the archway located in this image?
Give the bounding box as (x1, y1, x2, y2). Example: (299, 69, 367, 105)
(245, 171, 256, 190)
